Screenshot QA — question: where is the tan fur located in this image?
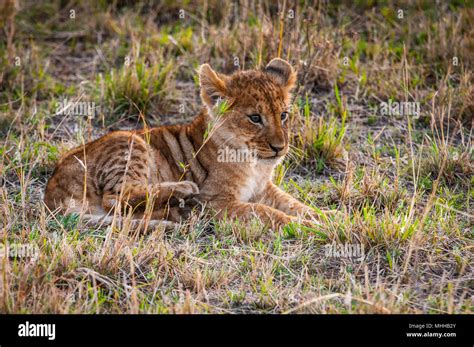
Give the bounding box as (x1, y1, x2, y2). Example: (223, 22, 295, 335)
(44, 58, 321, 230)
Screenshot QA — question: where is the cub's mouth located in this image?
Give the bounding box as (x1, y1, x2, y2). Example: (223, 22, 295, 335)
(256, 150, 288, 160)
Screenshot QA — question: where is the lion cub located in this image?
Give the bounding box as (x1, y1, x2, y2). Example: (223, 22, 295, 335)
(44, 58, 320, 229)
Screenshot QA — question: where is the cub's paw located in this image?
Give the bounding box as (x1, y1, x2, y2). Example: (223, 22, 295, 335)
(288, 216, 322, 229)
(172, 181, 199, 199)
(301, 208, 343, 223)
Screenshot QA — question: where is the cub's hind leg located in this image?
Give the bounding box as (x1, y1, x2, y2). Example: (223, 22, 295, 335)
(102, 181, 199, 221)
(96, 133, 199, 221)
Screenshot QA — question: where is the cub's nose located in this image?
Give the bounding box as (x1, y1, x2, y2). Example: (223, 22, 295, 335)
(269, 143, 284, 154)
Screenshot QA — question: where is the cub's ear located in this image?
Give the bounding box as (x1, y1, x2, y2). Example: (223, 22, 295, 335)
(199, 64, 228, 110)
(264, 58, 296, 91)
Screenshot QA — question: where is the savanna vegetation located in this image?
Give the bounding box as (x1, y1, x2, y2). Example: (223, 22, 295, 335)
(0, 0, 472, 313)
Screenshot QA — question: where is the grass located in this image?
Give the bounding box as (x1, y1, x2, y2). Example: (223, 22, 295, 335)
(98, 57, 176, 123)
(289, 93, 348, 173)
(0, 0, 472, 314)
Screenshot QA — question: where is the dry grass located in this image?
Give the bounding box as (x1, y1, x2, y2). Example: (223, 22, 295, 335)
(0, 0, 472, 314)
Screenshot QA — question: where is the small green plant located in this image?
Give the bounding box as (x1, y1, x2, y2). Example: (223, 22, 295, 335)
(418, 136, 473, 190)
(289, 95, 347, 173)
(98, 58, 174, 122)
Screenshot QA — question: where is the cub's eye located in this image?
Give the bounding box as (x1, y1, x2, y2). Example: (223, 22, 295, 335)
(281, 112, 288, 122)
(248, 114, 262, 124)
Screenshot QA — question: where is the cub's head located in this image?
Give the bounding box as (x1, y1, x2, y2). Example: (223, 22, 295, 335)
(199, 58, 296, 163)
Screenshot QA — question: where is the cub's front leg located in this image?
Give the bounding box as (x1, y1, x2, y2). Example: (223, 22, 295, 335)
(258, 182, 317, 220)
(259, 183, 341, 223)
